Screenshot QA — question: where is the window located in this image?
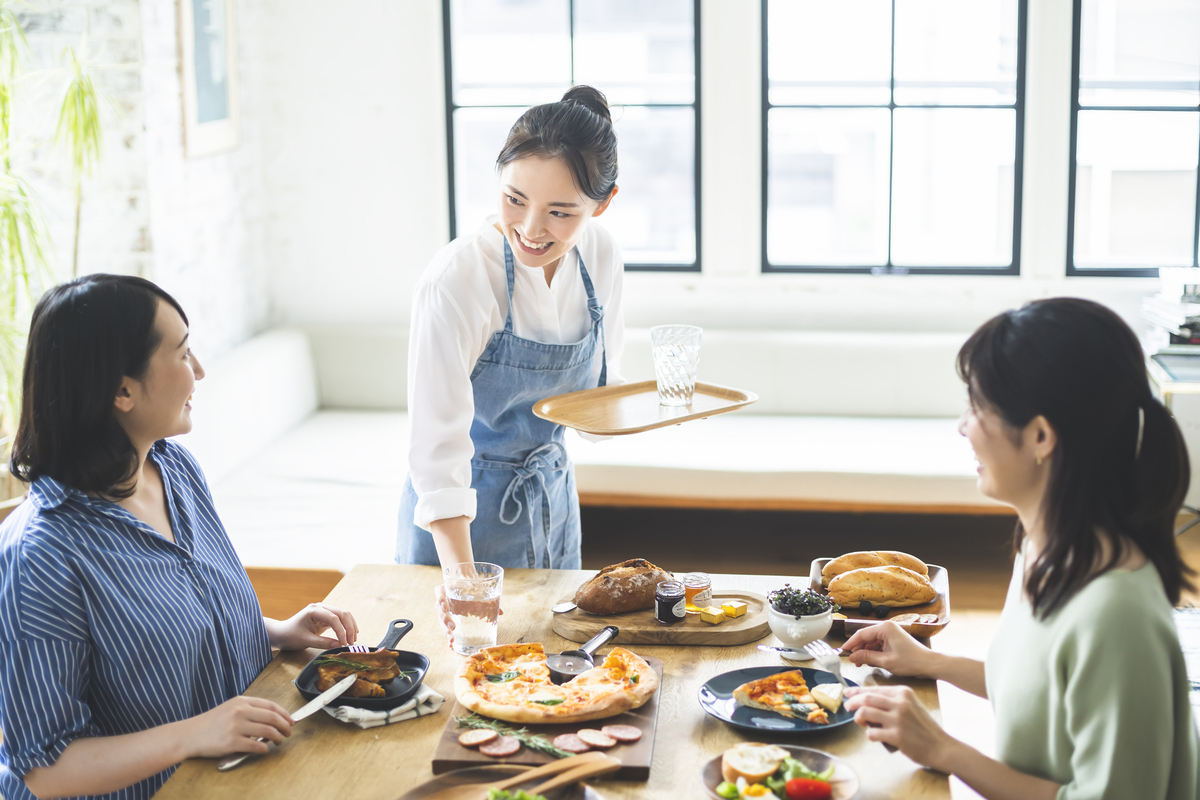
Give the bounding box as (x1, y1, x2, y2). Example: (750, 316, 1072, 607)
(1067, 0, 1200, 277)
(762, 0, 1026, 274)
(443, 0, 700, 270)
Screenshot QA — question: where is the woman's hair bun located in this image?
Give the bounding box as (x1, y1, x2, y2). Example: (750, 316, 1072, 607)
(561, 85, 612, 124)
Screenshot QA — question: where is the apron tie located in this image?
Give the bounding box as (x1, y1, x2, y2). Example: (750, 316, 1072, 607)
(497, 442, 568, 568)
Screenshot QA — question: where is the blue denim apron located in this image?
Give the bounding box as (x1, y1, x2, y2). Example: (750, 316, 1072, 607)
(397, 239, 607, 569)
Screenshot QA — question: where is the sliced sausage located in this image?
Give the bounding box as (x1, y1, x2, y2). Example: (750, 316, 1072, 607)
(552, 733, 592, 754)
(458, 729, 498, 747)
(576, 729, 617, 749)
(479, 735, 522, 758)
(599, 724, 642, 743)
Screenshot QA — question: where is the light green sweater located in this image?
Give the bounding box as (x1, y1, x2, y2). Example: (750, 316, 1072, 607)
(986, 553, 1199, 800)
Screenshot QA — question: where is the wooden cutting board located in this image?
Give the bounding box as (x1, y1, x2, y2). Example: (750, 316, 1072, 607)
(431, 656, 663, 781)
(551, 591, 770, 646)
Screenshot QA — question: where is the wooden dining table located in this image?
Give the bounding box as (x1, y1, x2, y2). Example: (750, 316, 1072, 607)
(156, 566, 952, 800)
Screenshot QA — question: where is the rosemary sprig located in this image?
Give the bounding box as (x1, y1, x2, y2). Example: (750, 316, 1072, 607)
(455, 713, 573, 759)
(313, 656, 417, 684)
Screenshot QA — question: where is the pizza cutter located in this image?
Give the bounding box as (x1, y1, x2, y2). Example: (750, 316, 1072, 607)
(546, 625, 619, 685)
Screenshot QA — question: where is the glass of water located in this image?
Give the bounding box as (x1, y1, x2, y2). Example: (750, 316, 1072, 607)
(443, 562, 504, 656)
(650, 324, 702, 406)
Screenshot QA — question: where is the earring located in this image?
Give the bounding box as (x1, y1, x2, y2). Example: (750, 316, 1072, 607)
(1036, 455, 1043, 466)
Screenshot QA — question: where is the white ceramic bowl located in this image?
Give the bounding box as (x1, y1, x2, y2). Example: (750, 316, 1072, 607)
(767, 604, 833, 654)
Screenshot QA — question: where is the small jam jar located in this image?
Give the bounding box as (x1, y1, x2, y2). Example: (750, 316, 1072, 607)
(655, 580, 687, 625)
(683, 572, 712, 613)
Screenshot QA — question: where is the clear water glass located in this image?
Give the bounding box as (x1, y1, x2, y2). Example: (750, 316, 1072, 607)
(443, 562, 503, 656)
(651, 324, 702, 406)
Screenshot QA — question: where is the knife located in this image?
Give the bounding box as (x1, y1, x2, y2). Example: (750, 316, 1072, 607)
(216, 673, 358, 771)
(757, 644, 811, 659)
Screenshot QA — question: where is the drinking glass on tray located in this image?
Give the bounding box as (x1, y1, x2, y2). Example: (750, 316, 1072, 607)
(443, 562, 504, 656)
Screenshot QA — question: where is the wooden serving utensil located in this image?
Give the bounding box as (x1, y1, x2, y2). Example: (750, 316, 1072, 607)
(422, 751, 614, 800)
(524, 756, 622, 795)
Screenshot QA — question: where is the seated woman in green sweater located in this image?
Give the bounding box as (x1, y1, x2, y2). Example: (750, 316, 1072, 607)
(843, 297, 1198, 800)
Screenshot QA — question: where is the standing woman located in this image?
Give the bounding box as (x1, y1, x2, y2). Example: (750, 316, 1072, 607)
(397, 86, 623, 624)
(1, 275, 359, 800)
(841, 298, 1198, 800)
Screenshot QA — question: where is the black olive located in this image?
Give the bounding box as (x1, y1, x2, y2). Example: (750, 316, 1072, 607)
(858, 600, 873, 615)
(874, 604, 890, 619)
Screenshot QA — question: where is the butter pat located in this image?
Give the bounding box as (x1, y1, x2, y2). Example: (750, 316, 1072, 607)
(700, 606, 726, 624)
(721, 600, 748, 618)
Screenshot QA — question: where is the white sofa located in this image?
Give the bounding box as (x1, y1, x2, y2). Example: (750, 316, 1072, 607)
(180, 326, 1003, 572)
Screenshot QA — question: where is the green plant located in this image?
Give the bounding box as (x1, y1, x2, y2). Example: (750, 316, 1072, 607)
(55, 43, 101, 278)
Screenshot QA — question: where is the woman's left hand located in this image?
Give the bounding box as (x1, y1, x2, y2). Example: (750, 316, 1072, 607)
(266, 603, 359, 651)
(844, 685, 953, 770)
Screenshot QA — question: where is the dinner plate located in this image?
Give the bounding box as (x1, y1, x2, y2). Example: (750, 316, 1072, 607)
(700, 745, 860, 800)
(697, 667, 859, 733)
(396, 764, 604, 800)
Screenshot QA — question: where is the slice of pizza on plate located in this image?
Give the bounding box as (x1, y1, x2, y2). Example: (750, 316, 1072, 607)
(733, 670, 830, 724)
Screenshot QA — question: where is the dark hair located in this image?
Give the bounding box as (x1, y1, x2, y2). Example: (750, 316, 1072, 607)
(957, 297, 1194, 617)
(495, 85, 618, 203)
(10, 274, 189, 499)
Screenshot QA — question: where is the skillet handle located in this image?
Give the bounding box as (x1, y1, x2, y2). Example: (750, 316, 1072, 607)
(376, 619, 413, 650)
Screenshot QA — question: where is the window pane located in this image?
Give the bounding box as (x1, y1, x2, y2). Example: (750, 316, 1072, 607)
(891, 108, 1014, 267)
(767, 0, 891, 106)
(451, 0, 571, 106)
(1079, 0, 1200, 108)
(893, 0, 1019, 105)
(766, 108, 890, 266)
(574, 0, 694, 105)
(453, 107, 516, 232)
(1074, 110, 1198, 268)
(603, 106, 695, 264)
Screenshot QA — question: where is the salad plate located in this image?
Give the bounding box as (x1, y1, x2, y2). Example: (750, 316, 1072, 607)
(701, 745, 860, 800)
(697, 667, 858, 733)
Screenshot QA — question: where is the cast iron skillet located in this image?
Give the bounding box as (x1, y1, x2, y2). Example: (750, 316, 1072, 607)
(293, 618, 430, 711)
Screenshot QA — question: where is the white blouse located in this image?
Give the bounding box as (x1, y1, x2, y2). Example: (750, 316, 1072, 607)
(406, 216, 626, 531)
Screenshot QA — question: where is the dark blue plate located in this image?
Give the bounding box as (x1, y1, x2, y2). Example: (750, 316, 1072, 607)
(697, 666, 859, 733)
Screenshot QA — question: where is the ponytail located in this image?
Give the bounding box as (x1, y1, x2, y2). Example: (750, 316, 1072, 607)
(1130, 397, 1193, 606)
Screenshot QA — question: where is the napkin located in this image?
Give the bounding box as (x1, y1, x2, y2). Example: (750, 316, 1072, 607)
(321, 683, 445, 729)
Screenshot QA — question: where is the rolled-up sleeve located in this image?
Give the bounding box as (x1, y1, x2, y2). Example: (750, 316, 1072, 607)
(407, 280, 480, 530)
(0, 634, 96, 778)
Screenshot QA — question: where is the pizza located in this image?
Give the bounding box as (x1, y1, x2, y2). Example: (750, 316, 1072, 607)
(732, 670, 830, 724)
(455, 643, 658, 724)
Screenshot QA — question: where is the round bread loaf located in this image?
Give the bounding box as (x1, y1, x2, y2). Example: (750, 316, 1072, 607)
(827, 565, 936, 608)
(821, 550, 928, 587)
(573, 558, 672, 615)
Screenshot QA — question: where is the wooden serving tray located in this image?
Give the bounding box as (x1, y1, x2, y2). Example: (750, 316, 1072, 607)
(808, 559, 951, 638)
(532, 380, 757, 436)
(551, 591, 770, 646)
(431, 656, 663, 781)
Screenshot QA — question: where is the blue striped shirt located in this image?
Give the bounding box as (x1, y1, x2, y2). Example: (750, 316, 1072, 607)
(0, 440, 272, 800)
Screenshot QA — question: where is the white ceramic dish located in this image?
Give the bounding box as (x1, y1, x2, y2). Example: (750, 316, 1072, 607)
(766, 605, 833, 657)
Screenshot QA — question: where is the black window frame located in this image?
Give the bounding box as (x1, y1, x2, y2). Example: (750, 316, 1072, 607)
(442, 0, 703, 273)
(760, 0, 1027, 276)
(1065, 0, 1200, 278)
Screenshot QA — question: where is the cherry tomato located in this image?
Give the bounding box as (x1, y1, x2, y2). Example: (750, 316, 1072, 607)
(785, 777, 832, 800)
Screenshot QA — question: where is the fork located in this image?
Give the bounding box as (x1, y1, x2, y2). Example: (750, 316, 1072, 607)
(802, 639, 898, 753)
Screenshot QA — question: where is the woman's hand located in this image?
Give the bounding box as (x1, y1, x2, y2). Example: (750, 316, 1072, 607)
(265, 603, 359, 651)
(182, 696, 295, 759)
(841, 621, 940, 678)
(434, 583, 456, 649)
(844, 685, 953, 769)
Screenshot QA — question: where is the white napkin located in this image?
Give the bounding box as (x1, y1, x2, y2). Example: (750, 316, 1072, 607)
(321, 683, 446, 729)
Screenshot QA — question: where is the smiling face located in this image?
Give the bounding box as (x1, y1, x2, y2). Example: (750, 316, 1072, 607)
(958, 398, 1053, 514)
(496, 155, 613, 269)
(113, 300, 206, 447)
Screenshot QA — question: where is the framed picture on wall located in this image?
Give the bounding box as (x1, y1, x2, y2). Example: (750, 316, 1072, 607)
(178, 0, 240, 158)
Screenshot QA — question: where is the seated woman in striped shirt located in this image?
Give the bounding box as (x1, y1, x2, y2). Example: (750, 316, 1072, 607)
(0, 274, 360, 800)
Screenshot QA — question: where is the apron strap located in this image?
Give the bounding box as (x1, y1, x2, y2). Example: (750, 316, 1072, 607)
(576, 249, 608, 388)
(501, 238, 517, 334)
(488, 442, 568, 569)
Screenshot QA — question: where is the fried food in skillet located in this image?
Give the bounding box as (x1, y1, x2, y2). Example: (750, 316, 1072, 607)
(315, 649, 403, 698)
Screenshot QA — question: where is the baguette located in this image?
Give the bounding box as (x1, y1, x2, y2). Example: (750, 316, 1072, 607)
(821, 550, 928, 587)
(827, 565, 937, 608)
(573, 558, 672, 615)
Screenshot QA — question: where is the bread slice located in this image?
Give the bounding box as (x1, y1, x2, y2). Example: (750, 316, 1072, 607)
(720, 742, 790, 784)
(827, 565, 937, 608)
(821, 551, 928, 587)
